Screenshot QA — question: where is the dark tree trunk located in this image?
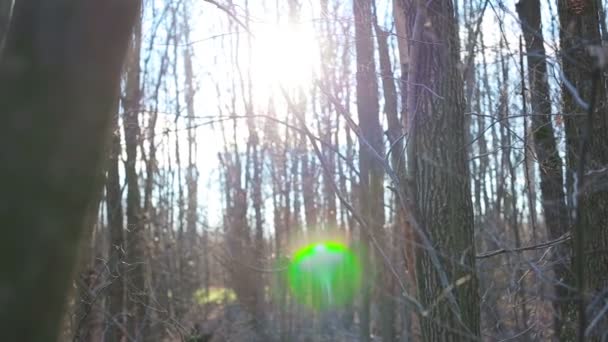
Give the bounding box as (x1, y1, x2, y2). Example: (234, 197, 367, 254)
(557, 0, 608, 338)
(406, 0, 481, 338)
(0, 0, 140, 340)
(516, 0, 569, 337)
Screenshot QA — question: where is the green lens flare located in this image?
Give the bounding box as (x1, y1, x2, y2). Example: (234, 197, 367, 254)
(287, 241, 362, 310)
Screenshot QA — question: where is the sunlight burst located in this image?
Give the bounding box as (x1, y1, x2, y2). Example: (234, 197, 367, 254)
(250, 22, 319, 100)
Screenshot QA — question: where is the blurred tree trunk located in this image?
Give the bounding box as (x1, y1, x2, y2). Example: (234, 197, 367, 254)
(516, 0, 569, 336)
(122, 15, 148, 341)
(557, 0, 608, 338)
(406, 0, 481, 338)
(0, 0, 140, 340)
(175, 84, 186, 320)
(184, 1, 200, 320)
(222, 143, 256, 318)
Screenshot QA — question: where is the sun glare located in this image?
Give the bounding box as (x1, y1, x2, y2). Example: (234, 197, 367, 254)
(250, 22, 319, 100)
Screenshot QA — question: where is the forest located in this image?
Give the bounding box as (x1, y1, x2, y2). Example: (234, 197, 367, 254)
(0, 0, 607, 341)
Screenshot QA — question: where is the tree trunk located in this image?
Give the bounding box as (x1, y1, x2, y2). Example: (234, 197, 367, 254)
(353, 0, 383, 340)
(122, 16, 148, 340)
(557, 0, 608, 338)
(182, 5, 199, 320)
(374, 20, 399, 342)
(0, 1, 140, 340)
(516, 0, 570, 337)
(406, 0, 481, 338)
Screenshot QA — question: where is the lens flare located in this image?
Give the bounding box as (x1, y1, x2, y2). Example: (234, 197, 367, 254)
(287, 241, 362, 310)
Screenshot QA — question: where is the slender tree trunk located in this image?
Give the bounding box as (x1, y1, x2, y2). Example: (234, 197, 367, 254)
(393, 0, 410, 120)
(182, 3, 200, 322)
(106, 108, 127, 342)
(353, 0, 383, 340)
(516, 1, 570, 337)
(302, 144, 317, 231)
(123, 16, 148, 340)
(374, 19, 399, 342)
(318, 0, 337, 231)
(393, 3, 420, 339)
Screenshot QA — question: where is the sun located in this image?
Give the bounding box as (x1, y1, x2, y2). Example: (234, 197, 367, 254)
(250, 21, 319, 101)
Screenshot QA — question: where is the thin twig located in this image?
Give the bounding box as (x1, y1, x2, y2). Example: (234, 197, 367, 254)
(476, 232, 571, 259)
(202, 0, 252, 36)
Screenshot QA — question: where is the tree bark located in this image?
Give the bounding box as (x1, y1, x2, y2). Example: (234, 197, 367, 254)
(557, 0, 608, 338)
(406, 0, 481, 338)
